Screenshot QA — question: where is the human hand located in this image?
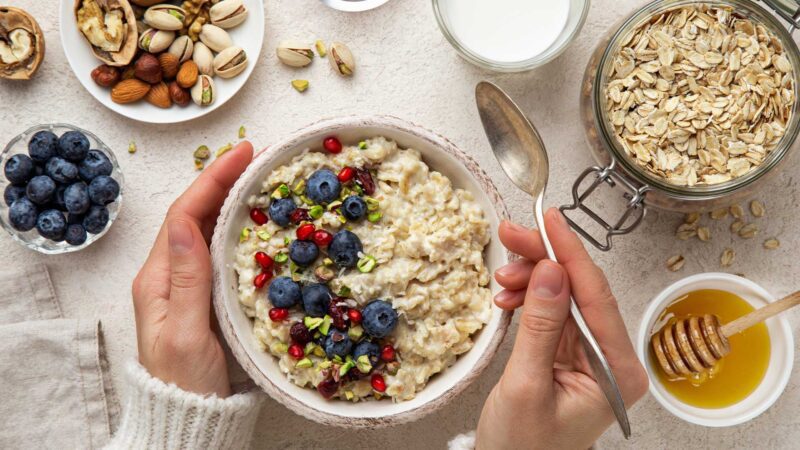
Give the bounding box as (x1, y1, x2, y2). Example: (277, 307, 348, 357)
(476, 208, 648, 449)
(132, 142, 253, 398)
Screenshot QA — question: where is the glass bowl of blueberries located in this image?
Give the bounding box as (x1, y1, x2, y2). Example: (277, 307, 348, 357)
(1, 124, 123, 254)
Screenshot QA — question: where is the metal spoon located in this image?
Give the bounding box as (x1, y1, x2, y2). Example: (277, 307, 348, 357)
(475, 81, 631, 439)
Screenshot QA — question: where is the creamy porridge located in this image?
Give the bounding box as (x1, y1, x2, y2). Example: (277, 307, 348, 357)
(233, 137, 492, 401)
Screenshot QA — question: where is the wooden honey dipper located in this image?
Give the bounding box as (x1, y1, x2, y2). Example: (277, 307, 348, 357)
(652, 290, 800, 379)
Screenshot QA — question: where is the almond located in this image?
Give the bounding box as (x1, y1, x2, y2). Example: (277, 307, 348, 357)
(159, 53, 180, 80)
(146, 82, 172, 108)
(176, 60, 199, 89)
(111, 79, 151, 104)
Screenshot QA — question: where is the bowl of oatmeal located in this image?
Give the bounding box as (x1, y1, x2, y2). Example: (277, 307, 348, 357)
(211, 115, 511, 427)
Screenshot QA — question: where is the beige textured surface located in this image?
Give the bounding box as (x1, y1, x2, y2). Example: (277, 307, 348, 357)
(1, 0, 798, 448)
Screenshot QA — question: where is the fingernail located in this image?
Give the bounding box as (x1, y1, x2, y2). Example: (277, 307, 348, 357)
(532, 262, 563, 299)
(495, 260, 524, 277)
(502, 220, 526, 232)
(494, 290, 515, 303)
(168, 220, 194, 255)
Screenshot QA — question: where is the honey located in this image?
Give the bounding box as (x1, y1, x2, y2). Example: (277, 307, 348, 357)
(650, 289, 771, 409)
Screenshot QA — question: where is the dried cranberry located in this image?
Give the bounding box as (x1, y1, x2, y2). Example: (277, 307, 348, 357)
(290, 208, 310, 224)
(268, 307, 288, 322)
(312, 229, 333, 247)
(354, 168, 375, 195)
(328, 298, 349, 330)
(250, 208, 268, 225)
(254, 272, 271, 289)
(317, 377, 340, 399)
(371, 373, 386, 392)
(290, 322, 313, 345)
(337, 166, 355, 183)
(254, 252, 274, 271)
(347, 309, 362, 324)
(296, 223, 315, 240)
(288, 343, 304, 360)
(323, 136, 342, 154)
(381, 344, 396, 362)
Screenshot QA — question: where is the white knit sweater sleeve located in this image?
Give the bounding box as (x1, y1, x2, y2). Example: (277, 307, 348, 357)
(105, 361, 263, 450)
(448, 431, 476, 450)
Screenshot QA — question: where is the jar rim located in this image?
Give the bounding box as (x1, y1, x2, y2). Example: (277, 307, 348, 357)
(592, 0, 800, 198)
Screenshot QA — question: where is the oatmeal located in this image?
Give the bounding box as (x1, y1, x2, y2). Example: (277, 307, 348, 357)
(234, 137, 492, 401)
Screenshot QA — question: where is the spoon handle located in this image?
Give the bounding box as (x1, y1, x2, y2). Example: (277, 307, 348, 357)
(534, 194, 631, 439)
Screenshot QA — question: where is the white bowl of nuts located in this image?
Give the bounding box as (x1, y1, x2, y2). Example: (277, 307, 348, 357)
(59, 0, 264, 124)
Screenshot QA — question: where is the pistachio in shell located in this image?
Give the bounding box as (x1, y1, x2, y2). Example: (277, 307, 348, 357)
(138, 27, 174, 53)
(143, 4, 186, 31)
(329, 41, 354, 76)
(212, 46, 246, 78)
(74, 0, 138, 67)
(168, 35, 193, 63)
(192, 40, 214, 76)
(198, 24, 232, 53)
(0, 6, 45, 80)
(210, 0, 247, 29)
(276, 40, 313, 67)
(190, 73, 215, 106)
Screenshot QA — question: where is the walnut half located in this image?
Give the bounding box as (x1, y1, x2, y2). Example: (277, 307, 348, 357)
(0, 6, 45, 80)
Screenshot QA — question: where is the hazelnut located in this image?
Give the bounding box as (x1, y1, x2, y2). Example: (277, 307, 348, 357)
(121, 65, 136, 81)
(134, 53, 162, 84)
(168, 81, 191, 106)
(91, 65, 120, 87)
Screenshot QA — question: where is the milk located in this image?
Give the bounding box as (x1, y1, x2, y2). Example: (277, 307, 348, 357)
(440, 0, 570, 63)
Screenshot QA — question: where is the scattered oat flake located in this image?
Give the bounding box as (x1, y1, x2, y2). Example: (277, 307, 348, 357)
(676, 222, 698, 240)
(710, 208, 729, 220)
(697, 227, 711, 241)
(729, 205, 744, 219)
(128, 141, 137, 154)
(738, 223, 759, 238)
(667, 255, 685, 272)
(721, 248, 735, 267)
(730, 220, 744, 233)
(750, 200, 765, 217)
(685, 212, 700, 224)
(764, 238, 780, 249)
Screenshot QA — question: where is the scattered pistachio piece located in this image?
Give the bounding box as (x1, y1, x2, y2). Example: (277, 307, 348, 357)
(357, 255, 377, 273)
(364, 197, 380, 211)
(358, 141, 367, 150)
(291, 79, 309, 92)
(128, 141, 137, 154)
(319, 315, 332, 335)
(296, 357, 313, 369)
(292, 179, 306, 195)
(313, 346, 326, 358)
(304, 342, 316, 355)
(194, 159, 204, 171)
(194, 144, 211, 160)
(304, 316, 324, 330)
(239, 227, 251, 243)
(763, 238, 780, 249)
(315, 39, 326, 57)
(300, 195, 314, 205)
(667, 254, 685, 272)
(720, 248, 735, 267)
(368, 211, 382, 223)
(271, 184, 290, 199)
(274, 252, 289, 263)
(238, 125, 246, 139)
(348, 325, 363, 341)
(309, 205, 324, 219)
(256, 229, 271, 241)
(339, 360, 355, 376)
(318, 360, 332, 369)
(355, 354, 372, 373)
(327, 200, 343, 211)
(216, 142, 233, 157)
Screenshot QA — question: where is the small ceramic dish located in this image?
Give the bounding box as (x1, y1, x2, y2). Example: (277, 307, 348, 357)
(0, 124, 124, 254)
(211, 115, 512, 427)
(637, 273, 794, 427)
(319, 0, 392, 11)
(58, 0, 265, 124)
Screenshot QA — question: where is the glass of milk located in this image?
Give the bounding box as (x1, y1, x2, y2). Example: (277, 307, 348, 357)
(432, 0, 590, 71)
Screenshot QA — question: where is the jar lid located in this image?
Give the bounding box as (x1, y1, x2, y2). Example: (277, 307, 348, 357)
(762, 0, 800, 27)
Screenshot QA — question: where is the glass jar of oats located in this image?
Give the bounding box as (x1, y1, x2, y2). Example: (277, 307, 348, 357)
(564, 0, 800, 251)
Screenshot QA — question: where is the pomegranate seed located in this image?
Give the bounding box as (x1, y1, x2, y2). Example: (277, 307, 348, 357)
(381, 345, 396, 362)
(347, 309, 362, 324)
(268, 307, 289, 322)
(317, 378, 340, 399)
(290, 322, 313, 345)
(337, 166, 355, 182)
(288, 343, 304, 360)
(290, 208, 310, 224)
(323, 136, 343, 154)
(312, 229, 333, 247)
(250, 208, 268, 225)
(296, 223, 316, 240)
(371, 373, 386, 392)
(254, 272, 271, 289)
(254, 252, 274, 271)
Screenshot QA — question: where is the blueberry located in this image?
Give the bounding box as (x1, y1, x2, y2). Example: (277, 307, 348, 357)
(78, 150, 113, 181)
(28, 130, 58, 163)
(329, 230, 363, 268)
(88, 175, 120, 205)
(4, 185, 26, 206)
(4, 154, 35, 185)
(33, 164, 45, 177)
(323, 329, 353, 358)
(26, 175, 56, 205)
(45, 157, 78, 184)
(289, 239, 319, 266)
(268, 197, 296, 227)
(302, 283, 332, 317)
(67, 213, 84, 225)
(352, 341, 380, 367)
(36, 209, 67, 241)
(267, 276, 301, 308)
(58, 131, 90, 162)
(83, 205, 109, 234)
(305, 169, 341, 204)
(361, 300, 398, 338)
(65, 224, 88, 246)
(64, 182, 91, 214)
(342, 196, 367, 221)
(51, 185, 67, 211)
(8, 198, 38, 231)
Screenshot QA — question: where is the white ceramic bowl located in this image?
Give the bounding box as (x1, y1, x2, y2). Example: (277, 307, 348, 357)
(59, 0, 264, 124)
(211, 115, 512, 427)
(637, 273, 794, 427)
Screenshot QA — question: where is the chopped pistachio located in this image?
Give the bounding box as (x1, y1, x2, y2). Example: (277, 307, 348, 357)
(216, 143, 233, 157)
(292, 179, 306, 195)
(283, 236, 291, 245)
(304, 316, 324, 330)
(239, 227, 251, 243)
(344, 390, 354, 401)
(318, 360, 332, 369)
(337, 212, 347, 224)
(295, 357, 313, 369)
(194, 159, 204, 171)
(271, 342, 288, 354)
(194, 144, 211, 160)
(128, 141, 137, 154)
(327, 200, 342, 211)
(340, 186, 351, 200)
(271, 184, 290, 199)
(315, 39, 327, 57)
(319, 315, 332, 335)
(338, 286, 351, 297)
(291, 79, 309, 92)
(238, 125, 246, 139)
(364, 197, 380, 211)
(300, 195, 314, 205)
(315, 265, 335, 282)
(386, 361, 400, 375)
(345, 354, 354, 364)
(309, 205, 324, 219)
(304, 342, 317, 355)
(358, 141, 367, 150)
(357, 255, 377, 273)
(332, 355, 343, 364)
(313, 346, 326, 358)
(323, 257, 334, 266)
(256, 229, 271, 241)
(313, 331, 321, 339)
(339, 360, 355, 376)
(356, 354, 372, 373)
(348, 325, 363, 341)
(352, 184, 363, 195)
(368, 212, 382, 223)
(274, 252, 289, 263)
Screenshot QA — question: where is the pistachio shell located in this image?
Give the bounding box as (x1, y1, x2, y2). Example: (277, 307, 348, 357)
(213, 46, 247, 78)
(192, 41, 215, 76)
(191, 74, 215, 106)
(143, 4, 185, 31)
(210, 0, 248, 29)
(138, 28, 174, 53)
(198, 24, 232, 53)
(329, 42, 354, 76)
(276, 40, 313, 67)
(168, 35, 193, 63)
